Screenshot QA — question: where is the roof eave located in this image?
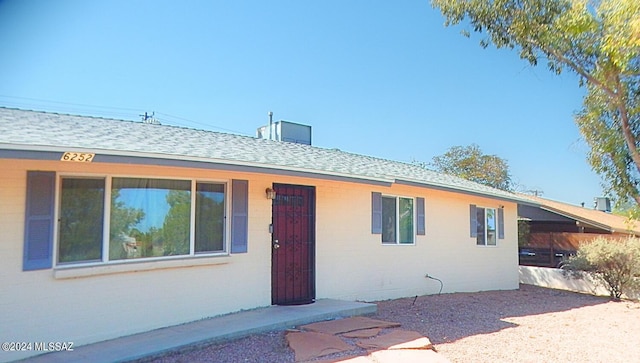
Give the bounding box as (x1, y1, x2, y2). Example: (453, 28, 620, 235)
(394, 179, 535, 205)
(539, 206, 614, 233)
(1, 142, 540, 203)
(0, 145, 396, 186)
(539, 206, 640, 235)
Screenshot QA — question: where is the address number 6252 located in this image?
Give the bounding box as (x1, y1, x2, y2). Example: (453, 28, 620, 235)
(60, 152, 95, 162)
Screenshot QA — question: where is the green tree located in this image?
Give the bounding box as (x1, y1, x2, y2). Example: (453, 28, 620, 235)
(109, 189, 145, 259)
(195, 191, 225, 252)
(562, 236, 640, 299)
(423, 144, 512, 190)
(58, 179, 105, 262)
(161, 190, 191, 256)
(432, 0, 640, 205)
(129, 227, 160, 257)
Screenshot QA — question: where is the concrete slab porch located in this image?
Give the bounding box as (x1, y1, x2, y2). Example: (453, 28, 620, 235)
(18, 299, 376, 363)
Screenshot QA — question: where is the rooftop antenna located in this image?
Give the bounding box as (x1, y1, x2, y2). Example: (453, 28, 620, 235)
(268, 111, 273, 140)
(140, 111, 160, 125)
(526, 189, 544, 197)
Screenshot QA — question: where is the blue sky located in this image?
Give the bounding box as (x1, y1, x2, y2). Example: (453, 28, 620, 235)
(0, 0, 605, 206)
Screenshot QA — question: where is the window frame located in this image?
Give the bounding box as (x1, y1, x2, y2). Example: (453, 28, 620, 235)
(475, 206, 498, 247)
(381, 194, 416, 245)
(54, 173, 230, 267)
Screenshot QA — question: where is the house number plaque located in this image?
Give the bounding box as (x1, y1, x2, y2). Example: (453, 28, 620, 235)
(60, 152, 95, 162)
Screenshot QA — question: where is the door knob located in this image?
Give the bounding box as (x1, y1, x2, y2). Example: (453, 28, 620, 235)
(273, 240, 280, 249)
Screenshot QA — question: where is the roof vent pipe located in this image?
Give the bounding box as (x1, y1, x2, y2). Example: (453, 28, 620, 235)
(268, 111, 273, 140)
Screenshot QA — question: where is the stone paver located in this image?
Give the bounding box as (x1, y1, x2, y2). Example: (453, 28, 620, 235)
(286, 331, 355, 362)
(355, 329, 433, 350)
(300, 317, 400, 335)
(289, 317, 449, 362)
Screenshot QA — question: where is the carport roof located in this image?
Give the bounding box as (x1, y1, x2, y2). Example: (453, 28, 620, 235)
(519, 194, 640, 235)
(0, 107, 531, 204)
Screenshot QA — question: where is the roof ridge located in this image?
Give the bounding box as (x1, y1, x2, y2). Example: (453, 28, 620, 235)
(0, 106, 435, 169)
(0, 106, 259, 138)
(0, 106, 140, 123)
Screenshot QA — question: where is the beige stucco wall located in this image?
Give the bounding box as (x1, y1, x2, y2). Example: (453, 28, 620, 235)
(316, 182, 519, 301)
(0, 158, 519, 361)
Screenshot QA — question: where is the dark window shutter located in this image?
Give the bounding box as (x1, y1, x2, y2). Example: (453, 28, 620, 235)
(23, 171, 55, 270)
(416, 197, 425, 236)
(498, 207, 505, 239)
(469, 204, 477, 238)
(231, 179, 248, 253)
(371, 192, 382, 234)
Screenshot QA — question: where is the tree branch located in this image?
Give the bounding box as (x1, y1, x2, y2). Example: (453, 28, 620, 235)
(612, 74, 640, 180)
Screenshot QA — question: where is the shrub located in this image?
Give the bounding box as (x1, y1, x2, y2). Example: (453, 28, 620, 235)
(562, 236, 640, 299)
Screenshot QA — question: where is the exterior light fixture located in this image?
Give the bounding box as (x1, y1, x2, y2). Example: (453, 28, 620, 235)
(266, 188, 276, 200)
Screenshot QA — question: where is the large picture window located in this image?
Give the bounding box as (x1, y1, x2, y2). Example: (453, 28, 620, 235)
(110, 178, 192, 260)
(382, 196, 414, 244)
(57, 176, 227, 265)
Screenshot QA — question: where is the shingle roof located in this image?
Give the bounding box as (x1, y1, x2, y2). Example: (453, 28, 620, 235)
(0, 107, 530, 203)
(520, 194, 640, 235)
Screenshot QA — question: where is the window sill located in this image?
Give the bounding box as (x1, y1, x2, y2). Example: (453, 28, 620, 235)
(53, 255, 231, 279)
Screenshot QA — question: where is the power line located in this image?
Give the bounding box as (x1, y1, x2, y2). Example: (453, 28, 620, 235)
(0, 94, 142, 112)
(0, 95, 141, 121)
(0, 94, 252, 136)
(154, 111, 249, 135)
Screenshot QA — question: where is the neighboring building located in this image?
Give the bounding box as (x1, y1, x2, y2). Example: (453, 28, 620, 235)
(518, 195, 640, 265)
(0, 107, 530, 361)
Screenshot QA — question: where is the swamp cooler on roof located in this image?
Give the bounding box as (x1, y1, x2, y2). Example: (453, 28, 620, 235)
(257, 120, 312, 145)
(594, 197, 611, 212)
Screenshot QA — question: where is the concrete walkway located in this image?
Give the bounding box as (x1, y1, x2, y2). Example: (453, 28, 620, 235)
(20, 299, 376, 363)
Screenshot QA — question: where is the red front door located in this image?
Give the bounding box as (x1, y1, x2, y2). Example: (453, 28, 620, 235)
(271, 184, 315, 305)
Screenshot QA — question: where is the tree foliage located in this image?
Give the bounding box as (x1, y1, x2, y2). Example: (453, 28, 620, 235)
(562, 236, 640, 299)
(58, 180, 105, 262)
(109, 189, 145, 260)
(432, 0, 640, 205)
(427, 144, 513, 190)
(162, 190, 191, 256)
(195, 191, 225, 252)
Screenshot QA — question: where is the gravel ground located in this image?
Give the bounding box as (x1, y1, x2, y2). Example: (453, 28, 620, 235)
(150, 285, 640, 363)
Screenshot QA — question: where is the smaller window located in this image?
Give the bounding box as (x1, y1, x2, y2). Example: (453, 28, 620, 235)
(381, 196, 414, 244)
(476, 207, 497, 246)
(195, 182, 225, 253)
(58, 177, 105, 264)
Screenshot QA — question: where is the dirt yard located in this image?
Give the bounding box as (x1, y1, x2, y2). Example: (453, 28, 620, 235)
(151, 284, 640, 362)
